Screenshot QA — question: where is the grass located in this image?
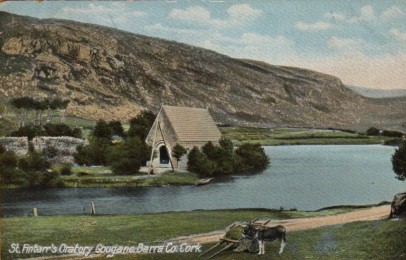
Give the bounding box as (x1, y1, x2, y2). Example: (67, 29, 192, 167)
(2, 209, 405, 259)
(61, 170, 198, 188)
(220, 127, 392, 146)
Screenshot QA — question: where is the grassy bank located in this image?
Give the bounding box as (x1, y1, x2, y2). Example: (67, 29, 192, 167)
(2, 208, 405, 259)
(220, 127, 393, 145)
(62, 169, 198, 188)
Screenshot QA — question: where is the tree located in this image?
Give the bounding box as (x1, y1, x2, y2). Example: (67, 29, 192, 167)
(172, 144, 187, 168)
(127, 110, 156, 140)
(107, 137, 150, 175)
(366, 127, 380, 136)
(93, 120, 112, 140)
(392, 140, 406, 181)
(0, 149, 23, 185)
(187, 147, 215, 176)
(43, 123, 82, 138)
(59, 99, 70, 123)
(235, 143, 270, 172)
(108, 121, 126, 138)
(10, 125, 38, 141)
(73, 137, 111, 166)
(18, 143, 50, 173)
(10, 97, 26, 127)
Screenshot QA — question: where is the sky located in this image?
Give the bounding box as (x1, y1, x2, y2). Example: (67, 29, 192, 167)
(1, 0, 406, 90)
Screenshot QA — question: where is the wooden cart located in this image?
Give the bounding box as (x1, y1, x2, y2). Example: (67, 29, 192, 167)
(199, 218, 273, 259)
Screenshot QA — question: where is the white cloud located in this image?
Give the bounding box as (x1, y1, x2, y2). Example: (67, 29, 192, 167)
(227, 4, 262, 19)
(168, 4, 262, 28)
(346, 5, 375, 23)
(389, 28, 406, 42)
(327, 37, 364, 51)
(381, 6, 404, 20)
(167, 6, 210, 24)
(295, 21, 333, 31)
(325, 5, 404, 24)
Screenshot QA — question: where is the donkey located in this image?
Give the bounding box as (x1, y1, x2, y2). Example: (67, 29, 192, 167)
(243, 224, 287, 255)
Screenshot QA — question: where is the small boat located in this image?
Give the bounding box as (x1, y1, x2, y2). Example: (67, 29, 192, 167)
(194, 178, 213, 186)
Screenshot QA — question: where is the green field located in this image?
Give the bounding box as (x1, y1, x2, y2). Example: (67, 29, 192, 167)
(220, 127, 393, 145)
(2, 208, 405, 259)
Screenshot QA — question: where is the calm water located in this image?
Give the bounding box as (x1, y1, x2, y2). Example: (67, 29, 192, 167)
(2, 145, 405, 216)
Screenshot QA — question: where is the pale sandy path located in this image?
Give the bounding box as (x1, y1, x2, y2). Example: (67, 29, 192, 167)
(169, 205, 391, 245)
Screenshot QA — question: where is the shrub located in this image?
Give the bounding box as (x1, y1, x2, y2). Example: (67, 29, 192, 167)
(73, 137, 111, 166)
(392, 140, 406, 181)
(42, 146, 59, 160)
(108, 121, 125, 138)
(172, 144, 187, 167)
(187, 147, 215, 176)
(43, 123, 82, 138)
(92, 120, 112, 140)
(10, 125, 38, 140)
(0, 150, 23, 184)
(59, 164, 72, 176)
(107, 137, 150, 175)
(127, 110, 156, 140)
(366, 127, 380, 136)
(382, 130, 404, 138)
(235, 143, 270, 172)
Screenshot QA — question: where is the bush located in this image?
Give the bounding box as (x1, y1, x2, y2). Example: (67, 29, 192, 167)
(0, 150, 23, 184)
(42, 146, 59, 160)
(108, 121, 125, 138)
(107, 137, 150, 175)
(187, 147, 215, 176)
(127, 110, 156, 140)
(92, 120, 112, 140)
(392, 140, 406, 181)
(19, 143, 50, 172)
(366, 127, 380, 136)
(59, 164, 72, 176)
(382, 130, 404, 138)
(172, 144, 187, 167)
(235, 143, 270, 172)
(73, 137, 111, 166)
(10, 125, 38, 140)
(43, 123, 82, 138)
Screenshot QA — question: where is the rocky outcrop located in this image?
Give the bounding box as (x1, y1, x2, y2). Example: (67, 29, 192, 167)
(0, 11, 405, 131)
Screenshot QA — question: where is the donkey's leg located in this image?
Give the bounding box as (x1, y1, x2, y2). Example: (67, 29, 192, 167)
(258, 240, 262, 255)
(279, 233, 287, 255)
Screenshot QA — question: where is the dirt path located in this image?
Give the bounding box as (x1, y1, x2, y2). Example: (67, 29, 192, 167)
(169, 205, 391, 245)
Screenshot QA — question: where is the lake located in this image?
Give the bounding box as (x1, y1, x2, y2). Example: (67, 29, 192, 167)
(2, 145, 405, 217)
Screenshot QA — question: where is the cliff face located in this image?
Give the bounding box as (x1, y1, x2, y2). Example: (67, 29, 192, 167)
(1, 11, 405, 130)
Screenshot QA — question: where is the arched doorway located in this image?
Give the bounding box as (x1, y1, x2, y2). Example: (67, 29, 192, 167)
(159, 146, 170, 164)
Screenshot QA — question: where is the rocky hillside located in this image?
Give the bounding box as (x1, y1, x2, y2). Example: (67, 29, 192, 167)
(0, 11, 405, 131)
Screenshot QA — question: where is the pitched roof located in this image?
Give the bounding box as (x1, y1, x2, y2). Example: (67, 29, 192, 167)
(162, 105, 221, 142)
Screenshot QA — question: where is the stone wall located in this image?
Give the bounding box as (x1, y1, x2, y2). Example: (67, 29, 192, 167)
(0, 137, 29, 156)
(32, 137, 89, 164)
(0, 136, 88, 165)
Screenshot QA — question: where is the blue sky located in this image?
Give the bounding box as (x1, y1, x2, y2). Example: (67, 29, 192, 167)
(1, 0, 406, 89)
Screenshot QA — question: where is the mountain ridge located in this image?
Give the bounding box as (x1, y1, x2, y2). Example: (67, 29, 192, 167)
(0, 11, 405, 131)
